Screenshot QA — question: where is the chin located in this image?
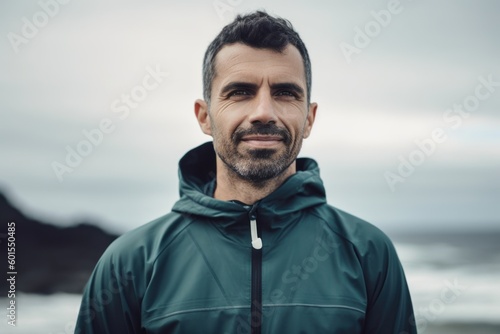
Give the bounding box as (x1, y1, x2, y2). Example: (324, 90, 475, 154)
(247, 148, 278, 159)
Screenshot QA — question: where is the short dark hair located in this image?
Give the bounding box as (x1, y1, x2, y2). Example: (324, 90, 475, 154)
(202, 11, 312, 105)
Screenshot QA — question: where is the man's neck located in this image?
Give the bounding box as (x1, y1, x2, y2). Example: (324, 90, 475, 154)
(213, 159, 296, 205)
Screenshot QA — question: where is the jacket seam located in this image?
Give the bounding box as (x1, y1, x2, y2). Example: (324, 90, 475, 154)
(263, 303, 366, 314)
(187, 229, 231, 303)
(143, 303, 366, 326)
(309, 206, 392, 311)
(150, 213, 196, 269)
(309, 207, 360, 250)
(144, 305, 249, 325)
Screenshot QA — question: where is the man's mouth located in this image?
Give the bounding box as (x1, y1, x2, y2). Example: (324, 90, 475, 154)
(233, 123, 290, 148)
(240, 135, 284, 148)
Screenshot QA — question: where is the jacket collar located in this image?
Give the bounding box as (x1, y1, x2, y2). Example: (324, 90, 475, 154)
(172, 142, 326, 226)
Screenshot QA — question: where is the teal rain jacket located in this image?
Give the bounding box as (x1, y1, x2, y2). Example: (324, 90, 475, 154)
(75, 142, 416, 334)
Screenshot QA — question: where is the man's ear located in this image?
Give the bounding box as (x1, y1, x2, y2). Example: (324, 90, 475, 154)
(303, 102, 318, 139)
(194, 99, 212, 136)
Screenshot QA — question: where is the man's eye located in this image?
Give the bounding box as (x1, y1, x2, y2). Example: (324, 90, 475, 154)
(276, 91, 296, 97)
(228, 90, 250, 97)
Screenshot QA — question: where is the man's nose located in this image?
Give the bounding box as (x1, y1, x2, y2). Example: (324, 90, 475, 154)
(248, 93, 277, 124)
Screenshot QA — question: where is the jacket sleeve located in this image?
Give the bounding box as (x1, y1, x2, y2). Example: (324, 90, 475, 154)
(74, 241, 144, 334)
(361, 234, 417, 334)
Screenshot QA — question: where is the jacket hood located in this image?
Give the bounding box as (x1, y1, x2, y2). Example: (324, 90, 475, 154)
(172, 142, 327, 224)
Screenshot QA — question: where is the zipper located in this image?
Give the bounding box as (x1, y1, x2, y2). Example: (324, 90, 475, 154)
(248, 206, 263, 334)
(250, 216, 262, 250)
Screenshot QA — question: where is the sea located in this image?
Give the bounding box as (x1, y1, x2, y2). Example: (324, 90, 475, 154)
(1, 231, 499, 334)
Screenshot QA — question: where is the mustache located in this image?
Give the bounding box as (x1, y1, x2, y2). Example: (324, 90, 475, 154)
(233, 123, 291, 144)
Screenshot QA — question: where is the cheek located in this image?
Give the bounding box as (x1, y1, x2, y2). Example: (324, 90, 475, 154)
(212, 114, 244, 137)
(210, 117, 237, 140)
(286, 117, 308, 138)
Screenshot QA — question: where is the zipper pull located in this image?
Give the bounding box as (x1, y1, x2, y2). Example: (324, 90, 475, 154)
(250, 216, 262, 250)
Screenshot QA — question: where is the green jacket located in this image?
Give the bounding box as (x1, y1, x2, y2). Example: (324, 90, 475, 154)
(75, 142, 416, 334)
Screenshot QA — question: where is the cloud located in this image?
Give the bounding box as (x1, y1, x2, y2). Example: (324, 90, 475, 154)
(0, 0, 498, 232)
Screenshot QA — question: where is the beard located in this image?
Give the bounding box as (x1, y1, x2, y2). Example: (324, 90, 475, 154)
(213, 123, 303, 184)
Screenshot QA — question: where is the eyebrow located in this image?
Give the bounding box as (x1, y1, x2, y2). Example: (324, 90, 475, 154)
(220, 82, 259, 96)
(220, 81, 305, 97)
(271, 82, 305, 97)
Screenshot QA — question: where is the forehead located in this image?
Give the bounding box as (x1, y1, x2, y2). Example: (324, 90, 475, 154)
(213, 43, 306, 88)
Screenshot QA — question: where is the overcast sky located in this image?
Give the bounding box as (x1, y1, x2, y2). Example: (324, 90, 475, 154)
(1, 0, 499, 234)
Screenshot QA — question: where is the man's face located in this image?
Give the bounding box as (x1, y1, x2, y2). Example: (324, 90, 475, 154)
(196, 43, 317, 183)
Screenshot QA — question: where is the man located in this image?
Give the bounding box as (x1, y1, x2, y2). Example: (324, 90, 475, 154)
(75, 11, 416, 334)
